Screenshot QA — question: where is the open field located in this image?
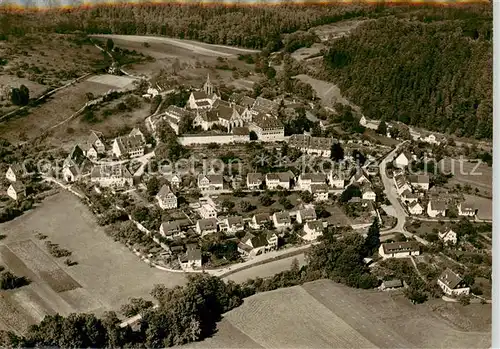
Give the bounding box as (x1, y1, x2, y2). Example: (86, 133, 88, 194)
(291, 43, 326, 62)
(312, 20, 369, 41)
(181, 279, 490, 349)
(440, 158, 492, 197)
(464, 194, 492, 221)
(0, 191, 186, 334)
(86, 74, 137, 90)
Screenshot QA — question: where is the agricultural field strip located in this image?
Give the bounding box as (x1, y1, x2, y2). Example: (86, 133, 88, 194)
(224, 285, 378, 348)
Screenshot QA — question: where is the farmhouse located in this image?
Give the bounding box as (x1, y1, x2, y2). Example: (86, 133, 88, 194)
(156, 184, 178, 210)
(378, 241, 420, 259)
(7, 182, 25, 201)
(179, 244, 202, 269)
(437, 269, 470, 297)
(198, 174, 224, 192)
(249, 113, 285, 142)
(361, 185, 376, 201)
(250, 213, 271, 229)
(427, 200, 447, 218)
(272, 211, 292, 230)
(296, 208, 317, 224)
(438, 227, 457, 245)
(301, 220, 324, 241)
(195, 218, 218, 236)
(159, 221, 183, 239)
(407, 201, 424, 215)
(457, 202, 477, 217)
(112, 134, 145, 159)
(5, 164, 24, 182)
(90, 164, 133, 188)
(408, 174, 430, 191)
(247, 173, 263, 190)
(265, 171, 294, 190)
(309, 184, 329, 202)
(394, 151, 413, 168)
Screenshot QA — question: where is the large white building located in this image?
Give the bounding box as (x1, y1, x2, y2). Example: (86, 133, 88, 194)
(265, 171, 294, 190)
(378, 241, 420, 259)
(90, 164, 133, 188)
(249, 113, 285, 142)
(156, 184, 178, 210)
(437, 268, 470, 297)
(198, 174, 224, 192)
(112, 134, 145, 159)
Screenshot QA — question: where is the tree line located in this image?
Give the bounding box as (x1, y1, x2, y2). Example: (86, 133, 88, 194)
(322, 10, 492, 139)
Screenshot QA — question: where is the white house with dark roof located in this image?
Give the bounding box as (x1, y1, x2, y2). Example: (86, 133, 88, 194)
(88, 131, 106, 154)
(296, 208, 317, 224)
(272, 211, 292, 230)
(112, 134, 145, 159)
(7, 182, 25, 201)
(379, 241, 421, 259)
(438, 227, 457, 245)
(302, 220, 324, 241)
(361, 185, 376, 201)
(195, 218, 218, 236)
(222, 216, 245, 234)
(249, 113, 285, 142)
(5, 164, 24, 182)
(401, 189, 419, 204)
(328, 171, 345, 189)
(265, 171, 294, 190)
(156, 184, 177, 210)
(197, 174, 224, 192)
(309, 184, 329, 202)
(437, 268, 470, 296)
(427, 200, 447, 218)
(407, 201, 424, 215)
(246, 173, 263, 190)
(288, 134, 335, 158)
(457, 202, 477, 217)
(297, 173, 326, 191)
(159, 221, 183, 239)
(250, 213, 271, 229)
(199, 203, 217, 219)
(179, 244, 202, 269)
(349, 170, 370, 186)
(90, 164, 133, 188)
(238, 231, 278, 257)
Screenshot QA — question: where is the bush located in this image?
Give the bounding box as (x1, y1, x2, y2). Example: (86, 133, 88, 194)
(0, 271, 29, 290)
(45, 241, 72, 258)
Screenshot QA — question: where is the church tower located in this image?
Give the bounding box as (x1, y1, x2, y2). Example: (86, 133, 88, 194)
(203, 74, 214, 96)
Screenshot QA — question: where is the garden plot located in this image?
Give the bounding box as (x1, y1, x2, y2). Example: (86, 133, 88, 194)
(87, 74, 138, 90)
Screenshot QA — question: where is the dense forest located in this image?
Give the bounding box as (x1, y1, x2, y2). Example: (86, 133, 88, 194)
(323, 9, 492, 139)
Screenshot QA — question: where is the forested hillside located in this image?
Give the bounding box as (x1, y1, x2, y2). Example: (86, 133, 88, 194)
(323, 10, 492, 139)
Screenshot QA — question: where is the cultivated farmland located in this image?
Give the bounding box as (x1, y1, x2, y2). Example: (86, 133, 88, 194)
(0, 191, 187, 334)
(181, 280, 491, 349)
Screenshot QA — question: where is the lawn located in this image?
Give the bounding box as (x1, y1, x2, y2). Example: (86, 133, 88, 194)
(0, 191, 186, 334)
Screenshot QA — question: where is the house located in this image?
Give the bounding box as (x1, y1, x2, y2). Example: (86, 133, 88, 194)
(250, 213, 271, 229)
(195, 218, 218, 236)
(272, 211, 292, 230)
(90, 164, 133, 188)
(457, 202, 477, 217)
(199, 203, 217, 219)
(88, 131, 106, 154)
(64, 144, 88, 169)
(197, 174, 224, 192)
(401, 190, 419, 204)
(394, 175, 412, 195)
(112, 135, 145, 158)
(251, 96, 279, 116)
(349, 170, 370, 186)
(7, 182, 25, 201)
(81, 142, 98, 160)
(328, 171, 345, 189)
(438, 227, 457, 245)
(378, 241, 421, 259)
(422, 133, 441, 145)
(309, 184, 329, 202)
(408, 174, 430, 191)
(159, 221, 183, 239)
(381, 279, 404, 291)
(238, 232, 278, 257)
(359, 115, 380, 130)
(288, 134, 335, 157)
(62, 166, 80, 183)
(156, 184, 178, 210)
(229, 93, 255, 109)
(407, 201, 424, 215)
(266, 231, 279, 250)
(296, 208, 317, 224)
(5, 164, 24, 182)
(394, 151, 413, 168)
(164, 106, 193, 135)
(179, 244, 202, 269)
(265, 171, 294, 190)
(167, 174, 182, 188)
(302, 220, 324, 241)
(297, 173, 326, 191)
(223, 216, 245, 234)
(248, 112, 284, 142)
(437, 269, 470, 297)
(427, 200, 447, 218)
(361, 185, 376, 201)
(246, 173, 263, 190)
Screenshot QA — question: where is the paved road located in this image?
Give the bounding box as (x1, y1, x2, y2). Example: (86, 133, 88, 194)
(379, 141, 409, 235)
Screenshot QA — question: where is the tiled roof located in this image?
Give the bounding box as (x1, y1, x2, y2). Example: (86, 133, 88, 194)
(438, 268, 463, 289)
